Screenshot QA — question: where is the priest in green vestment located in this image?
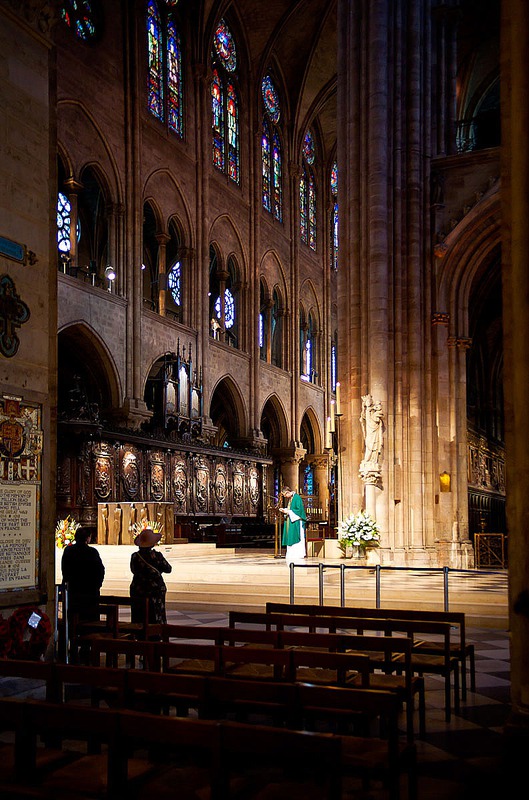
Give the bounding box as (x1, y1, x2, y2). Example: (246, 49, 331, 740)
(279, 487, 307, 564)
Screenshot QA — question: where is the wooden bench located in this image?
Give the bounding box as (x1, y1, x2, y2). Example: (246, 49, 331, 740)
(231, 609, 458, 723)
(267, 601, 476, 699)
(221, 625, 423, 740)
(296, 684, 417, 800)
(87, 636, 155, 670)
(0, 695, 343, 800)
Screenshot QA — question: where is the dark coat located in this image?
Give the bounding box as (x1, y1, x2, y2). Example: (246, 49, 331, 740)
(61, 542, 105, 621)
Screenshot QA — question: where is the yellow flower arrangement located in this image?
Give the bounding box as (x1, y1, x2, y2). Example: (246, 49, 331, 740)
(55, 516, 80, 548)
(131, 519, 164, 542)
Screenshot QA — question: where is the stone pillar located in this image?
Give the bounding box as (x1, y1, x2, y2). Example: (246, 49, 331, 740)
(107, 202, 124, 294)
(502, 0, 529, 777)
(289, 162, 302, 440)
(311, 455, 331, 521)
(156, 231, 170, 318)
(64, 178, 83, 269)
(278, 447, 306, 494)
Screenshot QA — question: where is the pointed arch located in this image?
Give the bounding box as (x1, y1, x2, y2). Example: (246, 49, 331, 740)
(209, 375, 248, 448)
(57, 322, 122, 416)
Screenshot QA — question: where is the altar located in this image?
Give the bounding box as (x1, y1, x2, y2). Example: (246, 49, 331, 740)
(96, 502, 174, 545)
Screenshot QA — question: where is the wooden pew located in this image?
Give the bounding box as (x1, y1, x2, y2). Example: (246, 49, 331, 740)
(216, 718, 342, 800)
(143, 622, 225, 643)
(49, 663, 128, 710)
(266, 601, 476, 699)
(152, 641, 220, 675)
(0, 697, 129, 796)
(223, 626, 423, 740)
(88, 636, 155, 670)
(231, 609, 458, 723)
(296, 685, 417, 800)
(279, 629, 424, 740)
(125, 668, 208, 717)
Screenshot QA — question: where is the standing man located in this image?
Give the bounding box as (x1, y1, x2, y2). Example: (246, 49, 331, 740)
(279, 486, 307, 565)
(61, 526, 105, 623)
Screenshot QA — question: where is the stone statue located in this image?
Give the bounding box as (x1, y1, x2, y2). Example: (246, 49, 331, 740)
(101, 503, 109, 544)
(114, 503, 123, 545)
(359, 394, 384, 484)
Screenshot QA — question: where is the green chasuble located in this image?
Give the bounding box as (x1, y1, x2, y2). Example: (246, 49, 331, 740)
(281, 493, 307, 546)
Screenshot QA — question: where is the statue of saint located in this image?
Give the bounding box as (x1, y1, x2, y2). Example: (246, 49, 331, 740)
(360, 395, 384, 481)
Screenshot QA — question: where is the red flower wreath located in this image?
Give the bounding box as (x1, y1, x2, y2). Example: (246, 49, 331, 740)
(8, 606, 52, 661)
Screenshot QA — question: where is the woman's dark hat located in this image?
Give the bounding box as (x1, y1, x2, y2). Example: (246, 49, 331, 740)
(134, 528, 161, 548)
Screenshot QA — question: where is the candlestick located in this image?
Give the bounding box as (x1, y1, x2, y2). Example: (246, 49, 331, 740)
(335, 382, 342, 416)
(330, 399, 335, 432)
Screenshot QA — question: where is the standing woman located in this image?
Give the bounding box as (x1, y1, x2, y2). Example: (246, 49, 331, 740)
(279, 486, 307, 565)
(130, 528, 172, 624)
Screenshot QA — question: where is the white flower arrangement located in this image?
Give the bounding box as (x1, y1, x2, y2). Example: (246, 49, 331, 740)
(337, 511, 381, 552)
(55, 516, 80, 548)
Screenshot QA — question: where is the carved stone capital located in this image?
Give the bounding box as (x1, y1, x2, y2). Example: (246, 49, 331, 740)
(432, 312, 450, 326)
(359, 461, 382, 487)
(434, 241, 449, 258)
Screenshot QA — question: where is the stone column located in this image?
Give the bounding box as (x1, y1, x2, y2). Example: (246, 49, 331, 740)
(107, 202, 124, 294)
(156, 231, 170, 318)
(289, 162, 302, 443)
(311, 455, 331, 521)
(502, 0, 529, 774)
(278, 447, 306, 494)
(63, 178, 82, 270)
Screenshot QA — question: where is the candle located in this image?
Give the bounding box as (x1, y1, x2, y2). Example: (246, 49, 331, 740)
(325, 418, 332, 450)
(335, 382, 341, 415)
(330, 400, 335, 432)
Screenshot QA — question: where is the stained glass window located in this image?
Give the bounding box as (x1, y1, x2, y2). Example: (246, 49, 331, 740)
(57, 193, 72, 253)
(215, 288, 235, 328)
(300, 165, 308, 244)
(212, 69, 224, 171)
(303, 464, 314, 496)
(211, 20, 239, 182)
(61, 1, 97, 40)
(303, 129, 315, 164)
(262, 76, 280, 124)
(147, 1, 164, 121)
(214, 19, 237, 72)
(168, 260, 181, 305)
(227, 84, 239, 182)
(261, 75, 282, 221)
(262, 120, 271, 212)
(57, 192, 81, 256)
(300, 129, 316, 250)
(331, 161, 338, 270)
(308, 175, 316, 250)
(167, 20, 183, 136)
(147, 1, 184, 137)
(272, 133, 282, 221)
